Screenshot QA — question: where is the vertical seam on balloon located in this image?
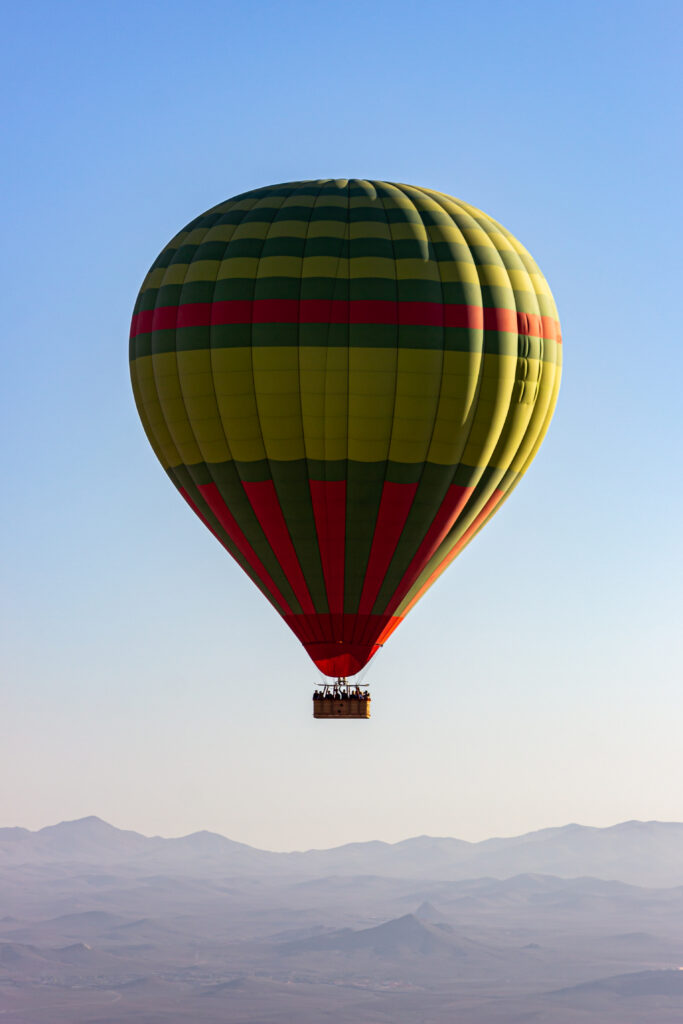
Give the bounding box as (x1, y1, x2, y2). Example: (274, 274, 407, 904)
(295, 182, 331, 620)
(162, 197, 297, 614)
(166, 210, 243, 473)
(455, 209, 549, 528)
(490, 339, 560, 517)
(130, 211, 222, 507)
(464, 204, 533, 495)
(136, 210, 290, 609)
(245, 182, 324, 626)
(378, 186, 488, 619)
(418, 188, 491, 513)
(263, 181, 328, 626)
(163, 206, 290, 610)
(392, 194, 540, 615)
(343, 182, 352, 635)
(390, 198, 500, 613)
(309, 180, 350, 629)
(325, 180, 351, 642)
(392, 193, 510, 613)
(352, 182, 421, 639)
(362, 182, 447, 627)
(499, 229, 551, 488)
(179, 204, 254, 467)
(348, 180, 400, 649)
(147, 217, 218, 477)
(339, 180, 351, 634)
(363, 192, 460, 618)
(225, 185, 308, 618)
(132, 224, 195, 472)
(204, 197, 263, 465)
(203, 192, 303, 614)
(206, 184, 320, 634)
(490, 219, 561, 484)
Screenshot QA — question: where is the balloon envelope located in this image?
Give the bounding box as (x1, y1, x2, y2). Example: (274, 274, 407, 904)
(130, 180, 561, 676)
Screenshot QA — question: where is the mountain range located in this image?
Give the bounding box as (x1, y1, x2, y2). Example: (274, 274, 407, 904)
(4, 816, 683, 1022)
(3, 815, 683, 886)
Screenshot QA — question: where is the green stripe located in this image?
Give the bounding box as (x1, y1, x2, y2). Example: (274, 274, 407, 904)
(168, 467, 291, 616)
(171, 458, 515, 488)
(170, 457, 523, 619)
(344, 461, 386, 615)
(173, 462, 305, 616)
(137, 276, 481, 308)
(370, 463, 504, 614)
(153, 236, 535, 271)
(225, 181, 385, 201)
(247, 182, 333, 615)
(133, 325, 559, 361)
(137, 275, 551, 320)
(153, 236, 488, 263)
(151, 234, 531, 267)
(149, 189, 300, 271)
(270, 461, 328, 613)
(398, 467, 513, 612)
(187, 200, 426, 231)
(197, 180, 331, 616)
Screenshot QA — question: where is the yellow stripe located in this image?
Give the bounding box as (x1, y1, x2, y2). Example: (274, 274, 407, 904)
(133, 347, 545, 469)
(422, 222, 470, 247)
(130, 358, 183, 469)
(195, 224, 240, 243)
(427, 349, 483, 465)
(140, 254, 488, 289)
(401, 349, 562, 616)
(181, 227, 214, 247)
(139, 266, 166, 291)
(256, 220, 309, 239)
(132, 342, 559, 475)
(154, 217, 517, 252)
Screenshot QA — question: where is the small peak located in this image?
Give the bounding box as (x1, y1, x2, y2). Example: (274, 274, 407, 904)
(41, 815, 110, 833)
(415, 900, 443, 922)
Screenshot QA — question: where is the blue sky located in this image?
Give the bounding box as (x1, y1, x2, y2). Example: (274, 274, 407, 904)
(2, 0, 682, 849)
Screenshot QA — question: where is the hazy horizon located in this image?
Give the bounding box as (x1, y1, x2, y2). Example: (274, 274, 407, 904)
(4, 816, 683, 1021)
(7, 812, 683, 854)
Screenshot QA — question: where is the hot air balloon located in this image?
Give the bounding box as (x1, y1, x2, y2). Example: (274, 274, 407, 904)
(129, 180, 561, 718)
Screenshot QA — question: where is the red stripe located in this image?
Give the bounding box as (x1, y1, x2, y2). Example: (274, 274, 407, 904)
(196, 483, 294, 616)
(382, 484, 474, 620)
(284, 613, 393, 677)
(357, 481, 419, 618)
(399, 489, 506, 617)
(309, 480, 346, 617)
(130, 301, 561, 342)
(241, 480, 317, 619)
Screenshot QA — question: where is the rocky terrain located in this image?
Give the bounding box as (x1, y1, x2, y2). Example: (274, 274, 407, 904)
(2, 817, 683, 1022)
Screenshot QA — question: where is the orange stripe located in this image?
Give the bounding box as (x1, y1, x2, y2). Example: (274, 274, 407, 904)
(398, 489, 505, 618)
(380, 484, 474, 622)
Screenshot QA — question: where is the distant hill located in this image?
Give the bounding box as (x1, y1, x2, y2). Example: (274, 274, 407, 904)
(415, 900, 444, 922)
(553, 969, 683, 998)
(3, 816, 683, 887)
(0, 939, 133, 973)
(279, 913, 467, 957)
